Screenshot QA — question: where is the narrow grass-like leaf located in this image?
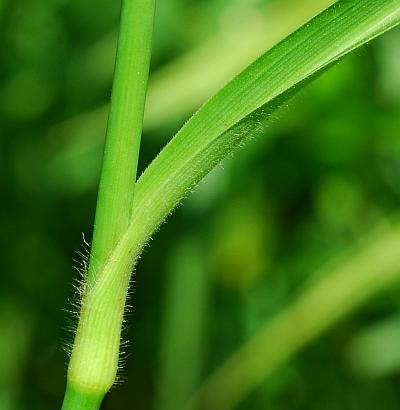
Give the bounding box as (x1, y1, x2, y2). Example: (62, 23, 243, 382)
(67, 1, 400, 408)
(49, 0, 335, 148)
(144, 0, 337, 128)
(129, 0, 400, 254)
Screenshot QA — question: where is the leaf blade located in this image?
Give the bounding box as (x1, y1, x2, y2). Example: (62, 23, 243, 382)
(129, 0, 400, 245)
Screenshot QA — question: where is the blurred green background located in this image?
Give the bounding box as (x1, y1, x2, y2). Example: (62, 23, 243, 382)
(1, 0, 400, 409)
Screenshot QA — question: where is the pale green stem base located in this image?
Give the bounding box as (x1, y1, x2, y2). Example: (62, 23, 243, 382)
(61, 383, 104, 410)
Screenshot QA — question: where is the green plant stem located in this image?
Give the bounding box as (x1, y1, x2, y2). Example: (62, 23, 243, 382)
(187, 220, 400, 410)
(87, 0, 155, 286)
(48, 0, 336, 174)
(62, 0, 155, 408)
(61, 384, 103, 410)
(63, 1, 400, 408)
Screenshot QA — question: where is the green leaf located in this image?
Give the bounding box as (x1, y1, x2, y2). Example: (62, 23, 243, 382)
(129, 0, 400, 251)
(67, 0, 400, 407)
